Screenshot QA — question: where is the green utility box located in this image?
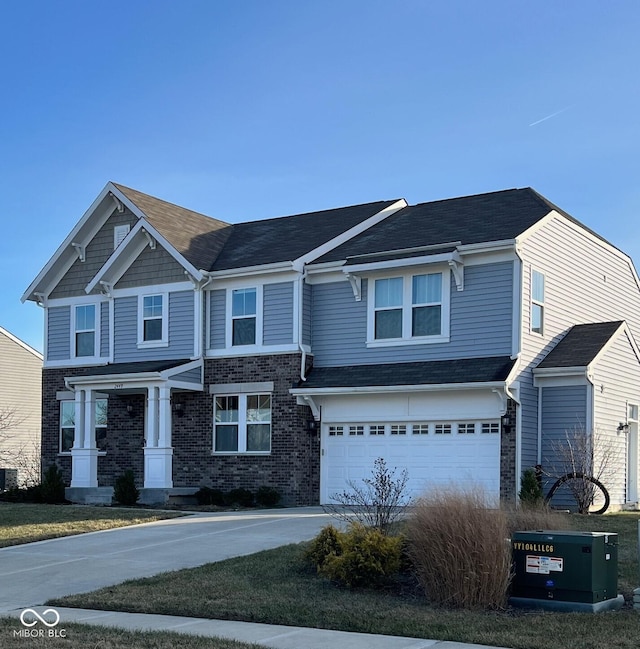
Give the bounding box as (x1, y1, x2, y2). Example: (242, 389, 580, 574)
(510, 530, 623, 612)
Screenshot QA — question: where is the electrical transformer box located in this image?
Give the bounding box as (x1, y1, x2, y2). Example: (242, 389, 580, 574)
(511, 530, 618, 606)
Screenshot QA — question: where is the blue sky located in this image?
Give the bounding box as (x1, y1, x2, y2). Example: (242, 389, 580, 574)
(2, 1, 639, 352)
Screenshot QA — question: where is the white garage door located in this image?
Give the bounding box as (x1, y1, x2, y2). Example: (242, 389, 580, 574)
(321, 420, 501, 504)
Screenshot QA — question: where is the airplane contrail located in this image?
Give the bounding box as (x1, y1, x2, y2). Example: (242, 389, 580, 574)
(529, 105, 573, 127)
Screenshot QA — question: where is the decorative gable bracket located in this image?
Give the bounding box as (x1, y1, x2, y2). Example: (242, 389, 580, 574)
(71, 242, 86, 262)
(448, 252, 464, 291)
(109, 191, 125, 213)
(344, 272, 362, 301)
(141, 228, 157, 250)
(99, 281, 114, 298)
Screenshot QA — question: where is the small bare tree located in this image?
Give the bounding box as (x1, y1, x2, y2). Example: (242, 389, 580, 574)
(545, 426, 620, 514)
(323, 457, 410, 534)
(0, 406, 39, 488)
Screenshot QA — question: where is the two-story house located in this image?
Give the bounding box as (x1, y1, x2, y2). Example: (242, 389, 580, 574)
(23, 183, 640, 508)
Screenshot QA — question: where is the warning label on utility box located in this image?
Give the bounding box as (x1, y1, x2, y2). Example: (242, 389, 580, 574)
(525, 555, 564, 574)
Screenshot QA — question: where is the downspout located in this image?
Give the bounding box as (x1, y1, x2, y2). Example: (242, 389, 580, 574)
(294, 263, 308, 381)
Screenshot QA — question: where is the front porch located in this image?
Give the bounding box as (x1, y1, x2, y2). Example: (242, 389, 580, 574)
(61, 359, 202, 501)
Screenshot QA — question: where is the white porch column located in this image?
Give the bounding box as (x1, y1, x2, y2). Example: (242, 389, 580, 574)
(144, 385, 173, 488)
(71, 388, 99, 487)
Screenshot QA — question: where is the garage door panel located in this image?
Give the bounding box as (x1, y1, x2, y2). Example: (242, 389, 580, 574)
(322, 421, 500, 503)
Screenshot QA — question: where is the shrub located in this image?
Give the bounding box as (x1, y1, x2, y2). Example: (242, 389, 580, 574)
(407, 488, 511, 609)
(40, 465, 66, 504)
(113, 470, 140, 506)
(255, 485, 281, 507)
(307, 523, 403, 588)
(225, 488, 254, 508)
(195, 486, 225, 506)
(0, 484, 43, 503)
(306, 524, 343, 569)
(324, 457, 410, 534)
(519, 467, 543, 506)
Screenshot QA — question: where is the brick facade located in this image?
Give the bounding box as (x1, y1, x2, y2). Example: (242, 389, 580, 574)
(499, 398, 518, 503)
(42, 353, 319, 506)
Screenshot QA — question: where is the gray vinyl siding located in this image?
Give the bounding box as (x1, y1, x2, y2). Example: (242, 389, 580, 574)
(312, 261, 513, 367)
(47, 306, 71, 361)
(100, 302, 110, 358)
(171, 366, 202, 384)
(302, 283, 312, 347)
(209, 289, 226, 349)
(113, 290, 195, 362)
(540, 385, 588, 508)
(49, 210, 137, 299)
(116, 245, 187, 288)
(516, 214, 640, 490)
(591, 330, 640, 504)
(263, 282, 294, 345)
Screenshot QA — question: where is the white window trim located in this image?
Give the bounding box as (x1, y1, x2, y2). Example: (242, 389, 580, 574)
(530, 268, 545, 336)
(59, 400, 75, 454)
(224, 285, 264, 350)
(58, 397, 108, 455)
(213, 392, 272, 455)
(137, 292, 169, 348)
(71, 301, 101, 361)
(366, 266, 450, 347)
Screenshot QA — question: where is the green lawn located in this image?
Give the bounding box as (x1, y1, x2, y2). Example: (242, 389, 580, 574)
(50, 512, 640, 649)
(0, 617, 263, 649)
(0, 503, 185, 547)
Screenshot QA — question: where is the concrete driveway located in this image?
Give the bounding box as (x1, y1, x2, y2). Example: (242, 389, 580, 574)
(0, 507, 333, 612)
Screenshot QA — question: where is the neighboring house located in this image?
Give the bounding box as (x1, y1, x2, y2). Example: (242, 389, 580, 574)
(0, 327, 43, 488)
(22, 183, 640, 508)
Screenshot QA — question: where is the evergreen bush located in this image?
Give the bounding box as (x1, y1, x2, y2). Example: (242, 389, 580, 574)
(255, 485, 281, 507)
(113, 470, 140, 506)
(40, 465, 66, 504)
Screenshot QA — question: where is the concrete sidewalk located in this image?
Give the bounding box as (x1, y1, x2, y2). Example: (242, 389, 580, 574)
(3, 606, 510, 649)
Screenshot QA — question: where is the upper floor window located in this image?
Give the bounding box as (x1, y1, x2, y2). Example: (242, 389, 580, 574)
(213, 393, 271, 453)
(138, 293, 168, 347)
(369, 270, 448, 345)
(74, 304, 96, 357)
(531, 269, 545, 335)
(231, 288, 257, 346)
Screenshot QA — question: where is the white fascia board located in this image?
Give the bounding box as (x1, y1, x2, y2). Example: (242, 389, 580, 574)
(532, 366, 590, 388)
(518, 210, 640, 292)
(457, 239, 517, 255)
(22, 182, 120, 302)
(85, 219, 147, 293)
(342, 251, 454, 275)
(0, 327, 43, 360)
(205, 261, 295, 280)
(590, 321, 640, 367)
(290, 380, 506, 397)
(86, 220, 203, 293)
(159, 359, 202, 380)
(67, 371, 164, 387)
(292, 199, 408, 270)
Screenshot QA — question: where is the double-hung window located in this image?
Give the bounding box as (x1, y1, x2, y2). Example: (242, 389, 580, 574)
(231, 288, 257, 346)
(59, 398, 108, 453)
(214, 393, 271, 453)
(74, 304, 96, 357)
(531, 270, 545, 335)
(138, 293, 168, 347)
(369, 269, 448, 344)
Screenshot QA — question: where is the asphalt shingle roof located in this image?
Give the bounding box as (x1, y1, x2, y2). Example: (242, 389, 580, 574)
(313, 189, 557, 264)
(297, 356, 516, 389)
(210, 200, 399, 271)
(536, 322, 624, 369)
(70, 359, 193, 377)
(114, 183, 233, 272)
